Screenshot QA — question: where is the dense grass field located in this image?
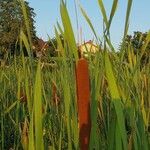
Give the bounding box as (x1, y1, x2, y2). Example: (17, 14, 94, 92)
(0, 0, 150, 149)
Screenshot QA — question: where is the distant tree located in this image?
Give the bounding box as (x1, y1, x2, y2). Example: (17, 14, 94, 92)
(120, 31, 150, 65)
(0, 0, 36, 58)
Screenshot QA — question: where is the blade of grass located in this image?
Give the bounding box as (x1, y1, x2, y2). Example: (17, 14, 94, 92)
(105, 51, 127, 149)
(34, 61, 44, 150)
(97, 0, 108, 30)
(80, 6, 99, 41)
(108, 0, 118, 31)
(20, 0, 33, 50)
(28, 112, 35, 150)
(60, 0, 78, 61)
(123, 0, 133, 39)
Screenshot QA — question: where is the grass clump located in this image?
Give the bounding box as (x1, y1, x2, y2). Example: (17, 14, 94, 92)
(0, 0, 150, 149)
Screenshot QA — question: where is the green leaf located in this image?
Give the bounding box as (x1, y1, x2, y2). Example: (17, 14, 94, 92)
(60, 0, 78, 61)
(97, 0, 108, 29)
(124, 0, 133, 38)
(105, 51, 120, 99)
(108, 0, 118, 30)
(105, 51, 127, 149)
(80, 6, 98, 40)
(34, 61, 44, 150)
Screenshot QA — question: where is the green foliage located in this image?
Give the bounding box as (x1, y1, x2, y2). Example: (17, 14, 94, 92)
(121, 31, 150, 66)
(0, 0, 150, 150)
(47, 35, 64, 57)
(0, 0, 36, 57)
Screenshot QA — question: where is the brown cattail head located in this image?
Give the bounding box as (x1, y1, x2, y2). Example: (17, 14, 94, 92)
(76, 58, 91, 150)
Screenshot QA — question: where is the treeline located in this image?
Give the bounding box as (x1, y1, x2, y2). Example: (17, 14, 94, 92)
(0, 0, 36, 58)
(0, 0, 149, 66)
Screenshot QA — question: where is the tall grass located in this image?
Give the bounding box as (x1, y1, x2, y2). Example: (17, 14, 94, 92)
(0, 0, 150, 149)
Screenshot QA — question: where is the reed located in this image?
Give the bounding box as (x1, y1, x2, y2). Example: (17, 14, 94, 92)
(0, 0, 149, 149)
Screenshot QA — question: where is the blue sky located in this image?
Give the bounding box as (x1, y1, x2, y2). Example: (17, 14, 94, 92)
(27, 0, 150, 48)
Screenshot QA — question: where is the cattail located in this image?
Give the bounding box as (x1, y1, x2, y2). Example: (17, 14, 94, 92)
(76, 58, 91, 150)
